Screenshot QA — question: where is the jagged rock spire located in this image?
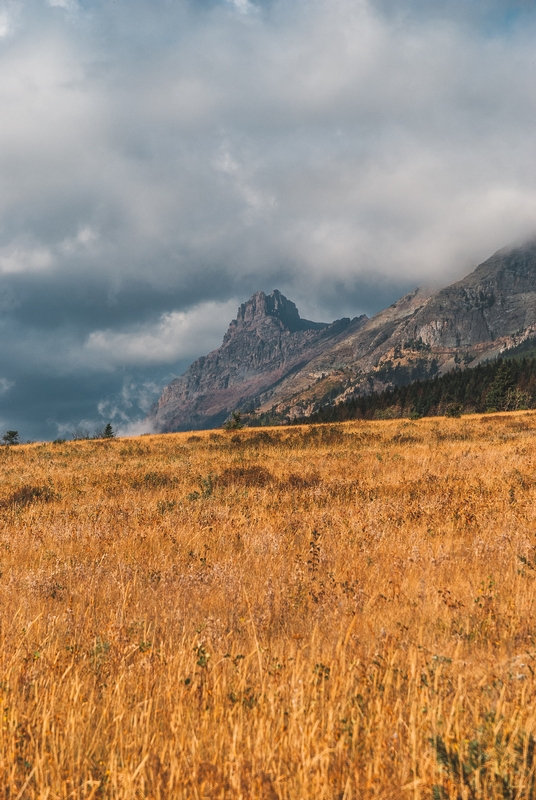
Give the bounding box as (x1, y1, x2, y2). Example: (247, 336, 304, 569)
(232, 290, 326, 334)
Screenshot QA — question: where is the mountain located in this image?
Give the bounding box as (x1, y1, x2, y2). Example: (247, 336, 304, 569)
(149, 290, 366, 431)
(148, 240, 536, 431)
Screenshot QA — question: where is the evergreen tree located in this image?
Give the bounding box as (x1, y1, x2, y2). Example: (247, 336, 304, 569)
(103, 423, 115, 439)
(224, 411, 243, 430)
(485, 361, 515, 411)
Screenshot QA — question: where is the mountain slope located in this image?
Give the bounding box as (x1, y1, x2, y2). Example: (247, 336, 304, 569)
(305, 344, 536, 423)
(148, 240, 536, 431)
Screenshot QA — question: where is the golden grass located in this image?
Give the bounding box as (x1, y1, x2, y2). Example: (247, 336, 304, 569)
(0, 413, 536, 798)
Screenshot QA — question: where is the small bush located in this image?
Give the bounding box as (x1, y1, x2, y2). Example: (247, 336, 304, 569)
(0, 484, 58, 508)
(131, 472, 178, 490)
(71, 428, 90, 441)
(224, 411, 243, 431)
(217, 466, 273, 488)
(282, 472, 321, 490)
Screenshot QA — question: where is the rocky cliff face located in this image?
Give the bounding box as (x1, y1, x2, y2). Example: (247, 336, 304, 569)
(405, 242, 536, 349)
(149, 290, 366, 431)
(148, 241, 536, 430)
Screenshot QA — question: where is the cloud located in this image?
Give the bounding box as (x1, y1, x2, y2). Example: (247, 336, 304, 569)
(0, 246, 53, 274)
(0, 0, 536, 437)
(0, 12, 10, 37)
(0, 378, 14, 395)
(47, 0, 76, 9)
(226, 0, 255, 14)
(96, 379, 164, 436)
(83, 299, 239, 368)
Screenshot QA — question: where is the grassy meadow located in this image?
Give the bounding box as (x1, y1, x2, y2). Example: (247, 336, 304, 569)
(0, 413, 536, 798)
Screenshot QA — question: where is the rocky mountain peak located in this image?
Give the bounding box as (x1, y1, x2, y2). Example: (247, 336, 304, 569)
(229, 289, 327, 337)
(148, 288, 364, 432)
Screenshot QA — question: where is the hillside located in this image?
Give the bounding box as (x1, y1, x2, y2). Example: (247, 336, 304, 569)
(2, 415, 536, 795)
(149, 240, 536, 431)
(300, 346, 536, 424)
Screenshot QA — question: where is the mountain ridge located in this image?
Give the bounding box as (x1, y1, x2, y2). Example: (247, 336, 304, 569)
(147, 240, 536, 431)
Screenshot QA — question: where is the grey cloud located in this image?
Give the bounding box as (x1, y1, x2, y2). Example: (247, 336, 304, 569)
(0, 0, 536, 437)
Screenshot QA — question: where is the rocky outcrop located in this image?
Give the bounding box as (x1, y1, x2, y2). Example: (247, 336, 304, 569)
(148, 240, 536, 430)
(405, 242, 536, 349)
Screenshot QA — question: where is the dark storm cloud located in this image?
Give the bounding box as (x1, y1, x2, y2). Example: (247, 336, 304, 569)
(1, 0, 536, 437)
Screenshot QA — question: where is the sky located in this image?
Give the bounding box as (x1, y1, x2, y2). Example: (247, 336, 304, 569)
(1, 0, 536, 439)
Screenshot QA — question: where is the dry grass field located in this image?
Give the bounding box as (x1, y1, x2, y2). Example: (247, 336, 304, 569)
(1, 413, 536, 799)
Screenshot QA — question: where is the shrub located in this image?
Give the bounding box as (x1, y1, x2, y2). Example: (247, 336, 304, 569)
(2, 430, 19, 445)
(217, 465, 273, 487)
(224, 411, 243, 431)
(445, 403, 462, 418)
(0, 484, 57, 508)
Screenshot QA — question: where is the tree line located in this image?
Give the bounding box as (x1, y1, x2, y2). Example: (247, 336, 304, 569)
(301, 353, 536, 423)
(0, 423, 116, 446)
